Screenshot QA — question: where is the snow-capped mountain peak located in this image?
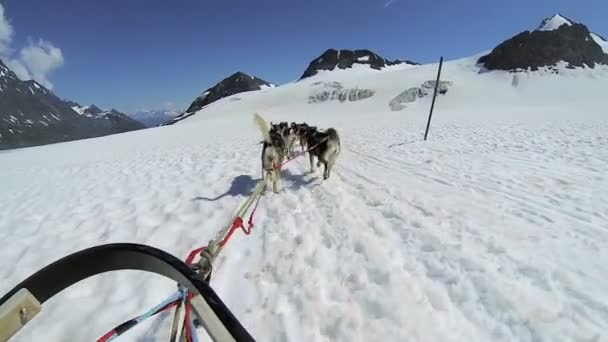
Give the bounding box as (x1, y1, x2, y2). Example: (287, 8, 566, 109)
(537, 13, 574, 31)
(479, 13, 608, 71)
(184, 71, 273, 113)
(299, 49, 419, 80)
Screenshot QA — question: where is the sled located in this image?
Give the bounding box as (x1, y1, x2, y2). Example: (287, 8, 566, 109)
(0, 243, 255, 342)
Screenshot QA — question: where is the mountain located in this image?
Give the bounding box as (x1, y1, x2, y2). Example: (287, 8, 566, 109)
(0, 59, 145, 150)
(68, 102, 146, 132)
(478, 14, 608, 71)
(1, 60, 103, 150)
(299, 49, 419, 80)
(185, 71, 274, 113)
(130, 109, 181, 127)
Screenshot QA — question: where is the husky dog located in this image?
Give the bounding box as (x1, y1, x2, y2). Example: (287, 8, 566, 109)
(302, 126, 341, 180)
(295, 123, 310, 152)
(286, 122, 299, 154)
(254, 113, 286, 193)
(298, 125, 316, 152)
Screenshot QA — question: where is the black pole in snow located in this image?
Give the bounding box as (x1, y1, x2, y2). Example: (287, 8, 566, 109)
(424, 56, 444, 141)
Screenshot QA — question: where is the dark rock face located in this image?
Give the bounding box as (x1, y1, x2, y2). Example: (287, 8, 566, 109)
(478, 23, 608, 71)
(0, 59, 145, 150)
(300, 49, 419, 80)
(185, 72, 273, 113)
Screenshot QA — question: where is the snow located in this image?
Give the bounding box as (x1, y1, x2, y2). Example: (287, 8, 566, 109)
(71, 105, 102, 118)
(71, 106, 87, 115)
(32, 82, 40, 89)
(28, 86, 35, 95)
(1, 55, 608, 342)
(591, 33, 608, 53)
(537, 14, 573, 31)
(357, 55, 370, 62)
(48, 113, 61, 121)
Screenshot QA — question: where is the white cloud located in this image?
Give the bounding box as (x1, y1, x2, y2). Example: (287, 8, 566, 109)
(0, 4, 14, 55)
(0, 4, 64, 89)
(384, 0, 396, 8)
(19, 39, 64, 89)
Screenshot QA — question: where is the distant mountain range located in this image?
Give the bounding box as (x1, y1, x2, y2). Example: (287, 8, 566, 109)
(3, 13, 607, 149)
(129, 109, 181, 127)
(166, 51, 417, 125)
(0, 60, 145, 150)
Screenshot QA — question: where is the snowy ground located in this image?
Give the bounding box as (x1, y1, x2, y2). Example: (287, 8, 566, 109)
(1, 57, 608, 342)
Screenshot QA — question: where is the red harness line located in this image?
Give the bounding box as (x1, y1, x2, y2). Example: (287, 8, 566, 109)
(180, 192, 263, 340)
(276, 138, 327, 170)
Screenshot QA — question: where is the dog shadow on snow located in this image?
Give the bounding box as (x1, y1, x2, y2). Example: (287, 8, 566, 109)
(192, 170, 317, 202)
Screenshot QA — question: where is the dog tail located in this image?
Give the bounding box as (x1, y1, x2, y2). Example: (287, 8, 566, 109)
(254, 113, 272, 144)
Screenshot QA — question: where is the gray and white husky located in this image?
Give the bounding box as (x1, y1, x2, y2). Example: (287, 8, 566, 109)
(301, 126, 341, 180)
(254, 113, 286, 193)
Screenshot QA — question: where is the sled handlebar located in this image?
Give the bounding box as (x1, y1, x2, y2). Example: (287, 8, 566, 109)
(0, 243, 254, 342)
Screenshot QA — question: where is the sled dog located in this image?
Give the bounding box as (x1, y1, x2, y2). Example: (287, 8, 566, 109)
(301, 126, 341, 180)
(254, 113, 287, 193)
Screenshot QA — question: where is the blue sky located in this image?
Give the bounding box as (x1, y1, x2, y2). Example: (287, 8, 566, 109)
(1, 0, 606, 113)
